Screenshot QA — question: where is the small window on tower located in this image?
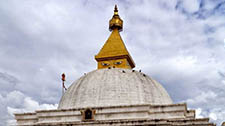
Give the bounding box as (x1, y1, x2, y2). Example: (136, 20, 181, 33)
(85, 109, 92, 119)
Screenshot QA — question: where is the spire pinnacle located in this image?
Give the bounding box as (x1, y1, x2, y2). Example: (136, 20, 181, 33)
(114, 5, 118, 15)
(109, 5, 123, 31)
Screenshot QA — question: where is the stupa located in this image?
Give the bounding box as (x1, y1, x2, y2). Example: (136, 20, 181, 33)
(15, 5, 215, 126)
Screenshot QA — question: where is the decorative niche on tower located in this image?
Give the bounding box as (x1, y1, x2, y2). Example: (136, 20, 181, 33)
(81, 108, 96, 121)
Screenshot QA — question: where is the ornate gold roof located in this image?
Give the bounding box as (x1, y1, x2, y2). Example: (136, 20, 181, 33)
(95, 5, 135, 69)
(109, 5, 123, 31)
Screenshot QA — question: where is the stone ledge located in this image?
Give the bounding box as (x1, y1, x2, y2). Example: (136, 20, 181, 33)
(35, 118, 215, 126)
(37, 103, 187, 113)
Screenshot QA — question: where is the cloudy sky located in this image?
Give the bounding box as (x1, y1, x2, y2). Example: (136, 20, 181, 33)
(0, 0, 225, 125)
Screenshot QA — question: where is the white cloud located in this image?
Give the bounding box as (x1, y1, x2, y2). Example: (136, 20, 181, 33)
(7, 96, 58, 115)
(186, 91, 217, 106)
(181, 0, 200, 13)
(5, 91, 25, 107)
(195, 108, 204, 118)
(0, 90, 57, 126)
(185, 90, 225, 124)
(209, 112, 217, 121)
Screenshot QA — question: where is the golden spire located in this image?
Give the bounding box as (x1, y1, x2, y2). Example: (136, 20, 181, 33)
(109, 5, 123, 31)
(95, 5, 135, 69)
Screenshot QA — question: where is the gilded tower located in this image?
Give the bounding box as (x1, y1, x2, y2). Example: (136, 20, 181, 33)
(95, 5, 135, 69)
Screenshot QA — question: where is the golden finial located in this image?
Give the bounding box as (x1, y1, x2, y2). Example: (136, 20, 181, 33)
(109, 5, 123, 31)
(114, 5, 118, 15)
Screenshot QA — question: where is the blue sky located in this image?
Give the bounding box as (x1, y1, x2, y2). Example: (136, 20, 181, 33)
(0, 0, 225, 125)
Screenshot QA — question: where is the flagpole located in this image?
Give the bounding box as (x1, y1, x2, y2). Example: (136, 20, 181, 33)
(62, 81, 64, 95)
(62, 73, 66, 95)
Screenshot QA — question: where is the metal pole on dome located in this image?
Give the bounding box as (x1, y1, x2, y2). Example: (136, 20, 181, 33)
(61, 73, 66, 95)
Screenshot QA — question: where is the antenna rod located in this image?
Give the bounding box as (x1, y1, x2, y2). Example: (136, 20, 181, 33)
(61, 73, 66, 95)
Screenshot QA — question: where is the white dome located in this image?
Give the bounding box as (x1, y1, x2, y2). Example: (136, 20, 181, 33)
(58, 68, 173, 109)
